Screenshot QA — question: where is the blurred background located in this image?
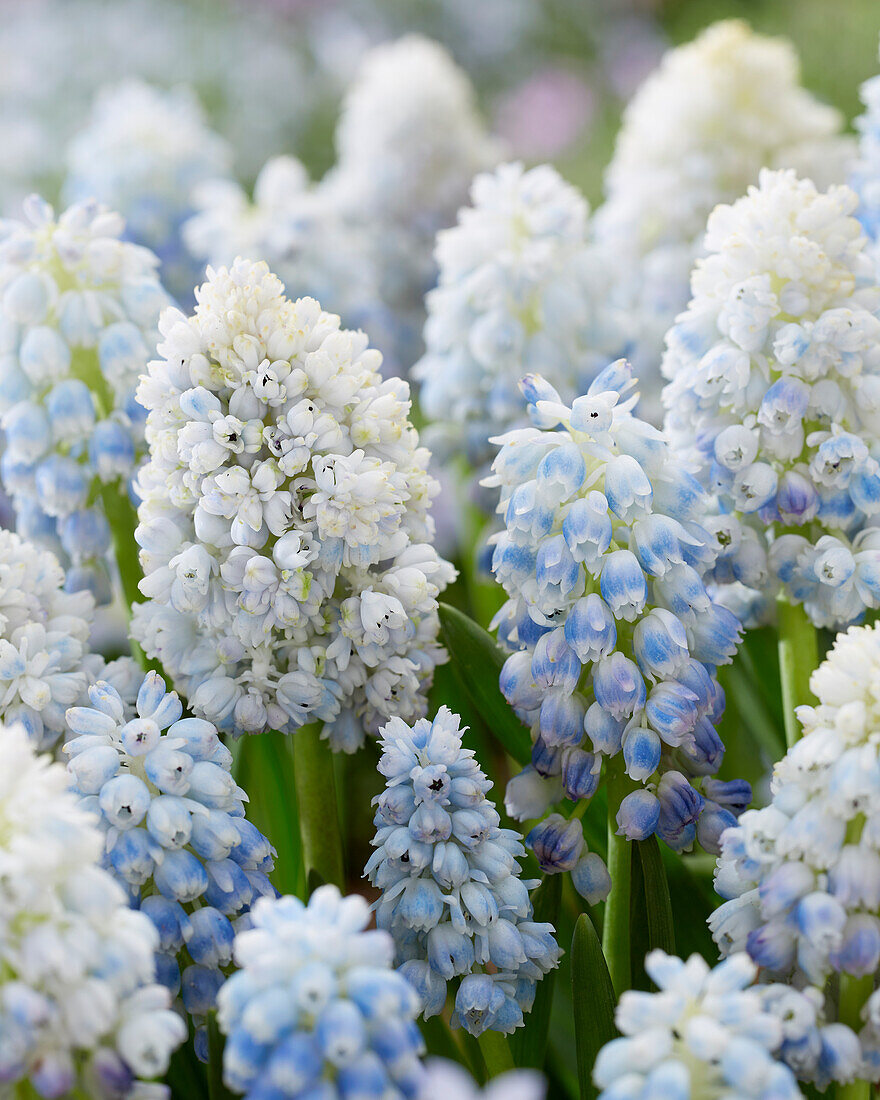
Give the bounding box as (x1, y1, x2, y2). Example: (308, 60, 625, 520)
(2, 0, 876, 212)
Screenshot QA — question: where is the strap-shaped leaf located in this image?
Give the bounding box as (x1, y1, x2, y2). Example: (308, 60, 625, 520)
(512, 874, 563, 1067)
(572, 914, 617, 1100)
(438, 602, 531, 765)
(206, 1011, 236, 1100)
(637, 835, 675, 956)
(630, 835, 675, 989)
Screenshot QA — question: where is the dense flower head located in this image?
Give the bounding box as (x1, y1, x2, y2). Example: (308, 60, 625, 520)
(414, 161, 623, 479)
(486, 361, 747, 886)
(712, 622, 880, 1086)
(0, 194, 170, 598)
(0, 528, 95, 749)
(663, 169, 880, 628)
(851, 42, 880, 271)
(63, 669, 276, 1057)
(132, 258, 455, 743)
(595, 20, 853, 414)
(324, 35, 501, 373)
(217, 886, 426, 1100)
(594, 950, 823, 1099)
(0, 721, 185, 1098)
(366, 707, 561, 1036)
(183, 157, 396, 371)
(64, 80, 231, 304)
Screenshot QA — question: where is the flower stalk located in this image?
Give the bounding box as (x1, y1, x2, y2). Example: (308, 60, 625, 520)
(291, 723, 345, 892)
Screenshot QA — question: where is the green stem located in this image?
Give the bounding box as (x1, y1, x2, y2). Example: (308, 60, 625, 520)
(602, 757, 633, 996)
(777, 597, 818, 749)
(291, 723, 345, 892)
(836, 971, 873, 1100)
(476, 1030, 515, 1078)
(99, 479, 142, 614)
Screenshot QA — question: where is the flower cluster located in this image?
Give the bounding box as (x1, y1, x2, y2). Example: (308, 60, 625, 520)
(63, 669, 276, 1056)
(594, 950, 828, 1099)
(487, 361, 747, 885)
(662, 169, 880, 629)
(851, 43, 880, 271)
(0, 528, 95, 749)
(366, 707, 561, 1036)
(64, 80, 232, 303)
(0, 194, 170, 599)
(594, 20, 853, 415)
(183, 157, 394, 370)
(217, 886, 426, 1099)
(325, 35, 501, 372)
(711, 622, 880, 1085)
(414, 161, 622, 481)
(0, 720, 185, 1097)
(132, 258, 455, 744)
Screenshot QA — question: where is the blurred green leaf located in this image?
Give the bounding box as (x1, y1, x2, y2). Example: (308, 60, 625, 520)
(512, 874, 562, 1067)
(236, 732, 304, 899)
(438, 602, 531, 766)
(571, 914, 617, 1100)
(637, 837, 675, 956)
(206, 1012, 234, 1100)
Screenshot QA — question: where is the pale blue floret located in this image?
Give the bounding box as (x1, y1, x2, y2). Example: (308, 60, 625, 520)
(366, 707, 561, 1036)
(217, 887, 426, 1099)
(64, 670, 276, 1057)
(489, 375, 747, 893)
(594, 950, 816, 1100)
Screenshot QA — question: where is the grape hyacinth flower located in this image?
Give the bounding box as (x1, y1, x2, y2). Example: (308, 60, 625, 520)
(366, 707, 561, 1036)
(419, 1059, 545, 1100)
(594, 950, 821, 1099)
(183, 156, 392, 370)
(64, 80, 232, 303)
(594, 20, 854, 416)
(486, 360, 746, 891)
(0, 528, 95, 749)
(0, 194, 170, 599)
(63, 669, 276, 1057)
(711, 622, 880, 1086)
(662, 169, 880, 629)
(217, 886, 426, 1099)
(414, 161, 623, 483)
(132, 258, 455, 744)
(851, 40, 880, 271)
(324, 35, 501, 372)
(0, 721, 185, 1097)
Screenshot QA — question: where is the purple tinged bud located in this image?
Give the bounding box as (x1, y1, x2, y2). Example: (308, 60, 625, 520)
(564, 594, 616, 663)
(571, 852, 611, 905)
(615, 790, 660, 840)
(584, 701, 624, 755)
(593, 652, 646, 720)
(560, 747, 600, 802)
(622, 727, 661, 782)
(539, 690, 586, 748)
(526, 813, 584, 872)
(600, 550, 648, 621)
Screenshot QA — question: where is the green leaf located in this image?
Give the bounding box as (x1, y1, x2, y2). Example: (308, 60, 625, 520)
(438, 602, 531, 765)
(206, 1012, 235, 1100)
(637, 836, 675, 956)
(572, 914, 617, 1100)
(236, 731, 305, 898)
(166, 1035, 207, 1099)
(511, 874, 562, 1067)
(477, 1030, 516, 1077)
(629, 836, 675, 989)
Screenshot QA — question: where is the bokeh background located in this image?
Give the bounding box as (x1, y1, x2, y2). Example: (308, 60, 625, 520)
(3, 0, 877, 212)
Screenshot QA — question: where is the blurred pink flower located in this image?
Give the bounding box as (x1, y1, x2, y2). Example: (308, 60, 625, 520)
(494, 68, 595, 158)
